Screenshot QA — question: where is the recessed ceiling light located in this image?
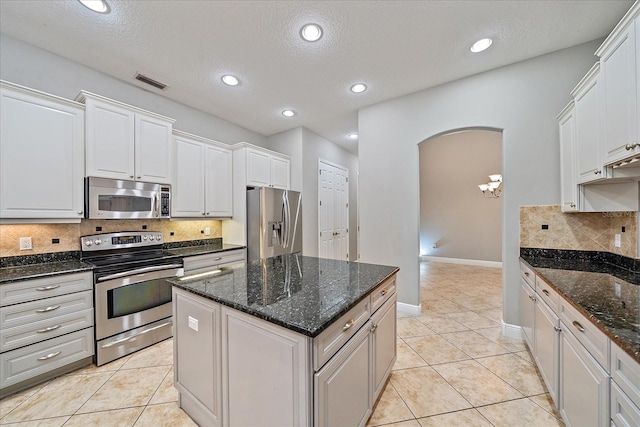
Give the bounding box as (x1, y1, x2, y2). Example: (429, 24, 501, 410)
(300, 23, 323, 42)
(282, 110, 295, 117)
(348, 133, 358, 140)
(470, 38, 493, 53)
(78, 0, 110, 13)
(350, 83, 367, 93)
(221, 75, 239, 86)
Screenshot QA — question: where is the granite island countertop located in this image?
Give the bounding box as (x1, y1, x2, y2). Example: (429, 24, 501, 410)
(520, 255, 639, 364)
(169, 254, 399, 337)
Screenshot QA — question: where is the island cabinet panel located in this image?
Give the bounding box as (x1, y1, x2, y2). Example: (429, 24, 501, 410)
(221, 307, 312, 427)
(371, 294, 397, 400)
(314, 322, 372, 427)
(173, 289, 221, 427)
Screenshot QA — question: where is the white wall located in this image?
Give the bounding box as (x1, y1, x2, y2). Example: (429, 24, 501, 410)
(267, 127, 359, 260)
(0, 34, 267, 146)
(419, 129, 502, 262)
(359, 40, 602, 323)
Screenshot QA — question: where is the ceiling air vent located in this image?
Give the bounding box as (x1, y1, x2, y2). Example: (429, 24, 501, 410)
(134, 73, 168, 90)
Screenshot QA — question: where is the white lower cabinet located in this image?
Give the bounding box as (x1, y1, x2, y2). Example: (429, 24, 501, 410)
(559, 325, 609, 427)
(519, 278, 535, 350)
(371, 294, 397, 399)
(314, 321, 371, 427)
(534, 297, 559, 404)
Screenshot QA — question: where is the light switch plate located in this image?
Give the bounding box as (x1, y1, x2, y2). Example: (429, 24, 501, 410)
(188, 316, 199, 332)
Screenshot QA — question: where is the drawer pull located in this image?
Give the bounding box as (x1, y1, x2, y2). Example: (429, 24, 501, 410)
(542, 289, 550, 296)
(370, 324, 378, 333)
(37, 324, 61, 333)
(572, 321, 586, 333)
(213, 257, 222, 261)
(528, 295, 536, 301)
(524, 272, 530, 277)
(343, 319, 355, 331)
(36, 305, 61, 313)
(380, 289, 388, 297)
(35, 285, 60, 291)
(37, 351, 62, 361)
(554, 326, 562, 332)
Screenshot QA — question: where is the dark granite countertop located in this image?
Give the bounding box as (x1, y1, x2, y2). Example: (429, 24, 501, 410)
(0, 260, 93, 284)
(164, 243, 245, 258)
(169, 254, 399, 338)
(520, 255, 639, 364)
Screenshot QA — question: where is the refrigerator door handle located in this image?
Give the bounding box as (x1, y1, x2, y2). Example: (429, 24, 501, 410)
(283, 191, 291, 249)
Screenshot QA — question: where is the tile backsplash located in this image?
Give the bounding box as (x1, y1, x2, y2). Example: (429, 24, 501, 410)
(520, 205, 637, 258)
(0, 219, 222, 257)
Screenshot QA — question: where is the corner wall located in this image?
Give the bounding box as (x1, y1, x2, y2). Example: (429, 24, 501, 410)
(358, 40, 603, 321)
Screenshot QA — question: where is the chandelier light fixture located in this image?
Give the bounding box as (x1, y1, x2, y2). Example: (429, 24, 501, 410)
(478, 174, 503, 198)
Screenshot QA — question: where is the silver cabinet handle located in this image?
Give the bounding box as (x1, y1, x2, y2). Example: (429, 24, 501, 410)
(594, 169, 601, 175)
(36, 285, 60, 291)
(36, 305, 60, 313)
(528, 295, 536, 302)
(554, 326, 562, 332)
(37, 324, 61, 333)
(342, 319, 355, 331)
(572, 321, 585, 332)
(380, 289, 388, 297)
(101, 321, 172, 348)
(570, 203, 576, 208)
(78, 210, 83, 215)
(542, 289, 550, 296)
(370, 324, 378, 333)
(37, 351, 61, 361)
(625, 143, 633, 150)
(97, 264, 183, 281)
(213, 257, 222, 261)
(524, 272, 530, 276)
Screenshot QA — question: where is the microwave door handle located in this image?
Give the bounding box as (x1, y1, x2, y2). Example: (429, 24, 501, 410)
(154, 192, 160, 218)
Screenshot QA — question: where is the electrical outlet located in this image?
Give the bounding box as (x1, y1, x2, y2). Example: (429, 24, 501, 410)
(19, 237, 32, 250)
(188, 316, 199, 332)
(205, 227, 211, 236)
(615, 234, 621, 248)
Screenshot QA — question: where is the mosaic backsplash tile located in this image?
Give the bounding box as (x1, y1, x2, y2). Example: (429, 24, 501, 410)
(0, 219, 222, 257)
(520, 205, 637, 258)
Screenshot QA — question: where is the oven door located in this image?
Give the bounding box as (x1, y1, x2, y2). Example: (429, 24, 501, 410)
(95, 264, 183, 340)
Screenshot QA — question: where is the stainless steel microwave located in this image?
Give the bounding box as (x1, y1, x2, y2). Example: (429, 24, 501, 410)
(85, 177, 171, 219)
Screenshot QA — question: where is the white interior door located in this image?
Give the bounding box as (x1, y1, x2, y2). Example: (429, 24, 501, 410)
(318, 160, 349, 260)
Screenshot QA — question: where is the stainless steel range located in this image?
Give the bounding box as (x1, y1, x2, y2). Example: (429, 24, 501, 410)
(81, 231, 183, 366)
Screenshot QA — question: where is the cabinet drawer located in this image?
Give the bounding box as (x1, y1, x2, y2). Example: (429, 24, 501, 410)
(611, 381, 640, 427)
(0, 273, 92, 307)
(520, 261, 535, 287)
(0, 290, 93, 331)
(535, 277, 559, 313)
(611, 341, 640, 407)
(371, 276, 396, 314)
(559, 300, 610, 371)
(0, 327, 94, 389)
(183, 249, 246, 274)
(0, 309, 93, 352)
(313, 297, 371, 371)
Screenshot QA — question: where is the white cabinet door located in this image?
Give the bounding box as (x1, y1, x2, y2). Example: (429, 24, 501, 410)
(0, 84, 85, 219)
(520, 280, 536, 350)
(205, 145, 232, 217)
(246, 148, 271, 187)
(574, 64, 608, 184)
(558, 103, 579, 212)
(135, 112, 173, 184)
(371, 294, 397, 401)
(174, 289, 221, 427)
(560, 326, 609, 427)
(534, 298, 559, 404)
(315, 322, 371, 427)
(270, 156, 290, 189)
(85, 97, 135, 180)
(173, 136, 205, 217)
(599, 13, 639, 166)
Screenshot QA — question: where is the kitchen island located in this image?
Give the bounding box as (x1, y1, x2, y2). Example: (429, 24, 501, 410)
(169, 254, 399, 427)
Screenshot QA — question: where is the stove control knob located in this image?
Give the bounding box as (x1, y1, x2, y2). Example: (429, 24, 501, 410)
(94, 239, 102, 245)
(149, 236, 155, 241)
(84, 240, 92, 247)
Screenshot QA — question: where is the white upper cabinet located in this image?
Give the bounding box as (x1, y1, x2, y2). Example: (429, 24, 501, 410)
(596, 3, 640, 167)
(173, 131, 232, 218)
(245, 147, 290, 189)
(77, 91, 175, 184)
(0, 81, 85, 221)
(558, 102, 579, 212)
(572, 64, 610, 184)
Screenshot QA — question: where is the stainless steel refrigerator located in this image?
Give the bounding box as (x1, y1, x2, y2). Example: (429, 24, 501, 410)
(246, 186, 302, 261)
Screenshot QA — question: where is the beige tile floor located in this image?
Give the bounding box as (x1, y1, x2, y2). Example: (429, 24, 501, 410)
(0, 261, 564, 426)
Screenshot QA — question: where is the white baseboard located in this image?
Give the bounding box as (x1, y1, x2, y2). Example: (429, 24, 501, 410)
(396, 301, 421, 316)
(501, 320, 523, 340)
(420, 256, 502, 268)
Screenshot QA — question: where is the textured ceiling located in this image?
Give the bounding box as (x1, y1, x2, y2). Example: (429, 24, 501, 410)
(0, 0, 634, 153)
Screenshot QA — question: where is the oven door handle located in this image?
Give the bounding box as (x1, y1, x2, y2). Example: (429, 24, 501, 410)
(97, 264, 183, 282)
